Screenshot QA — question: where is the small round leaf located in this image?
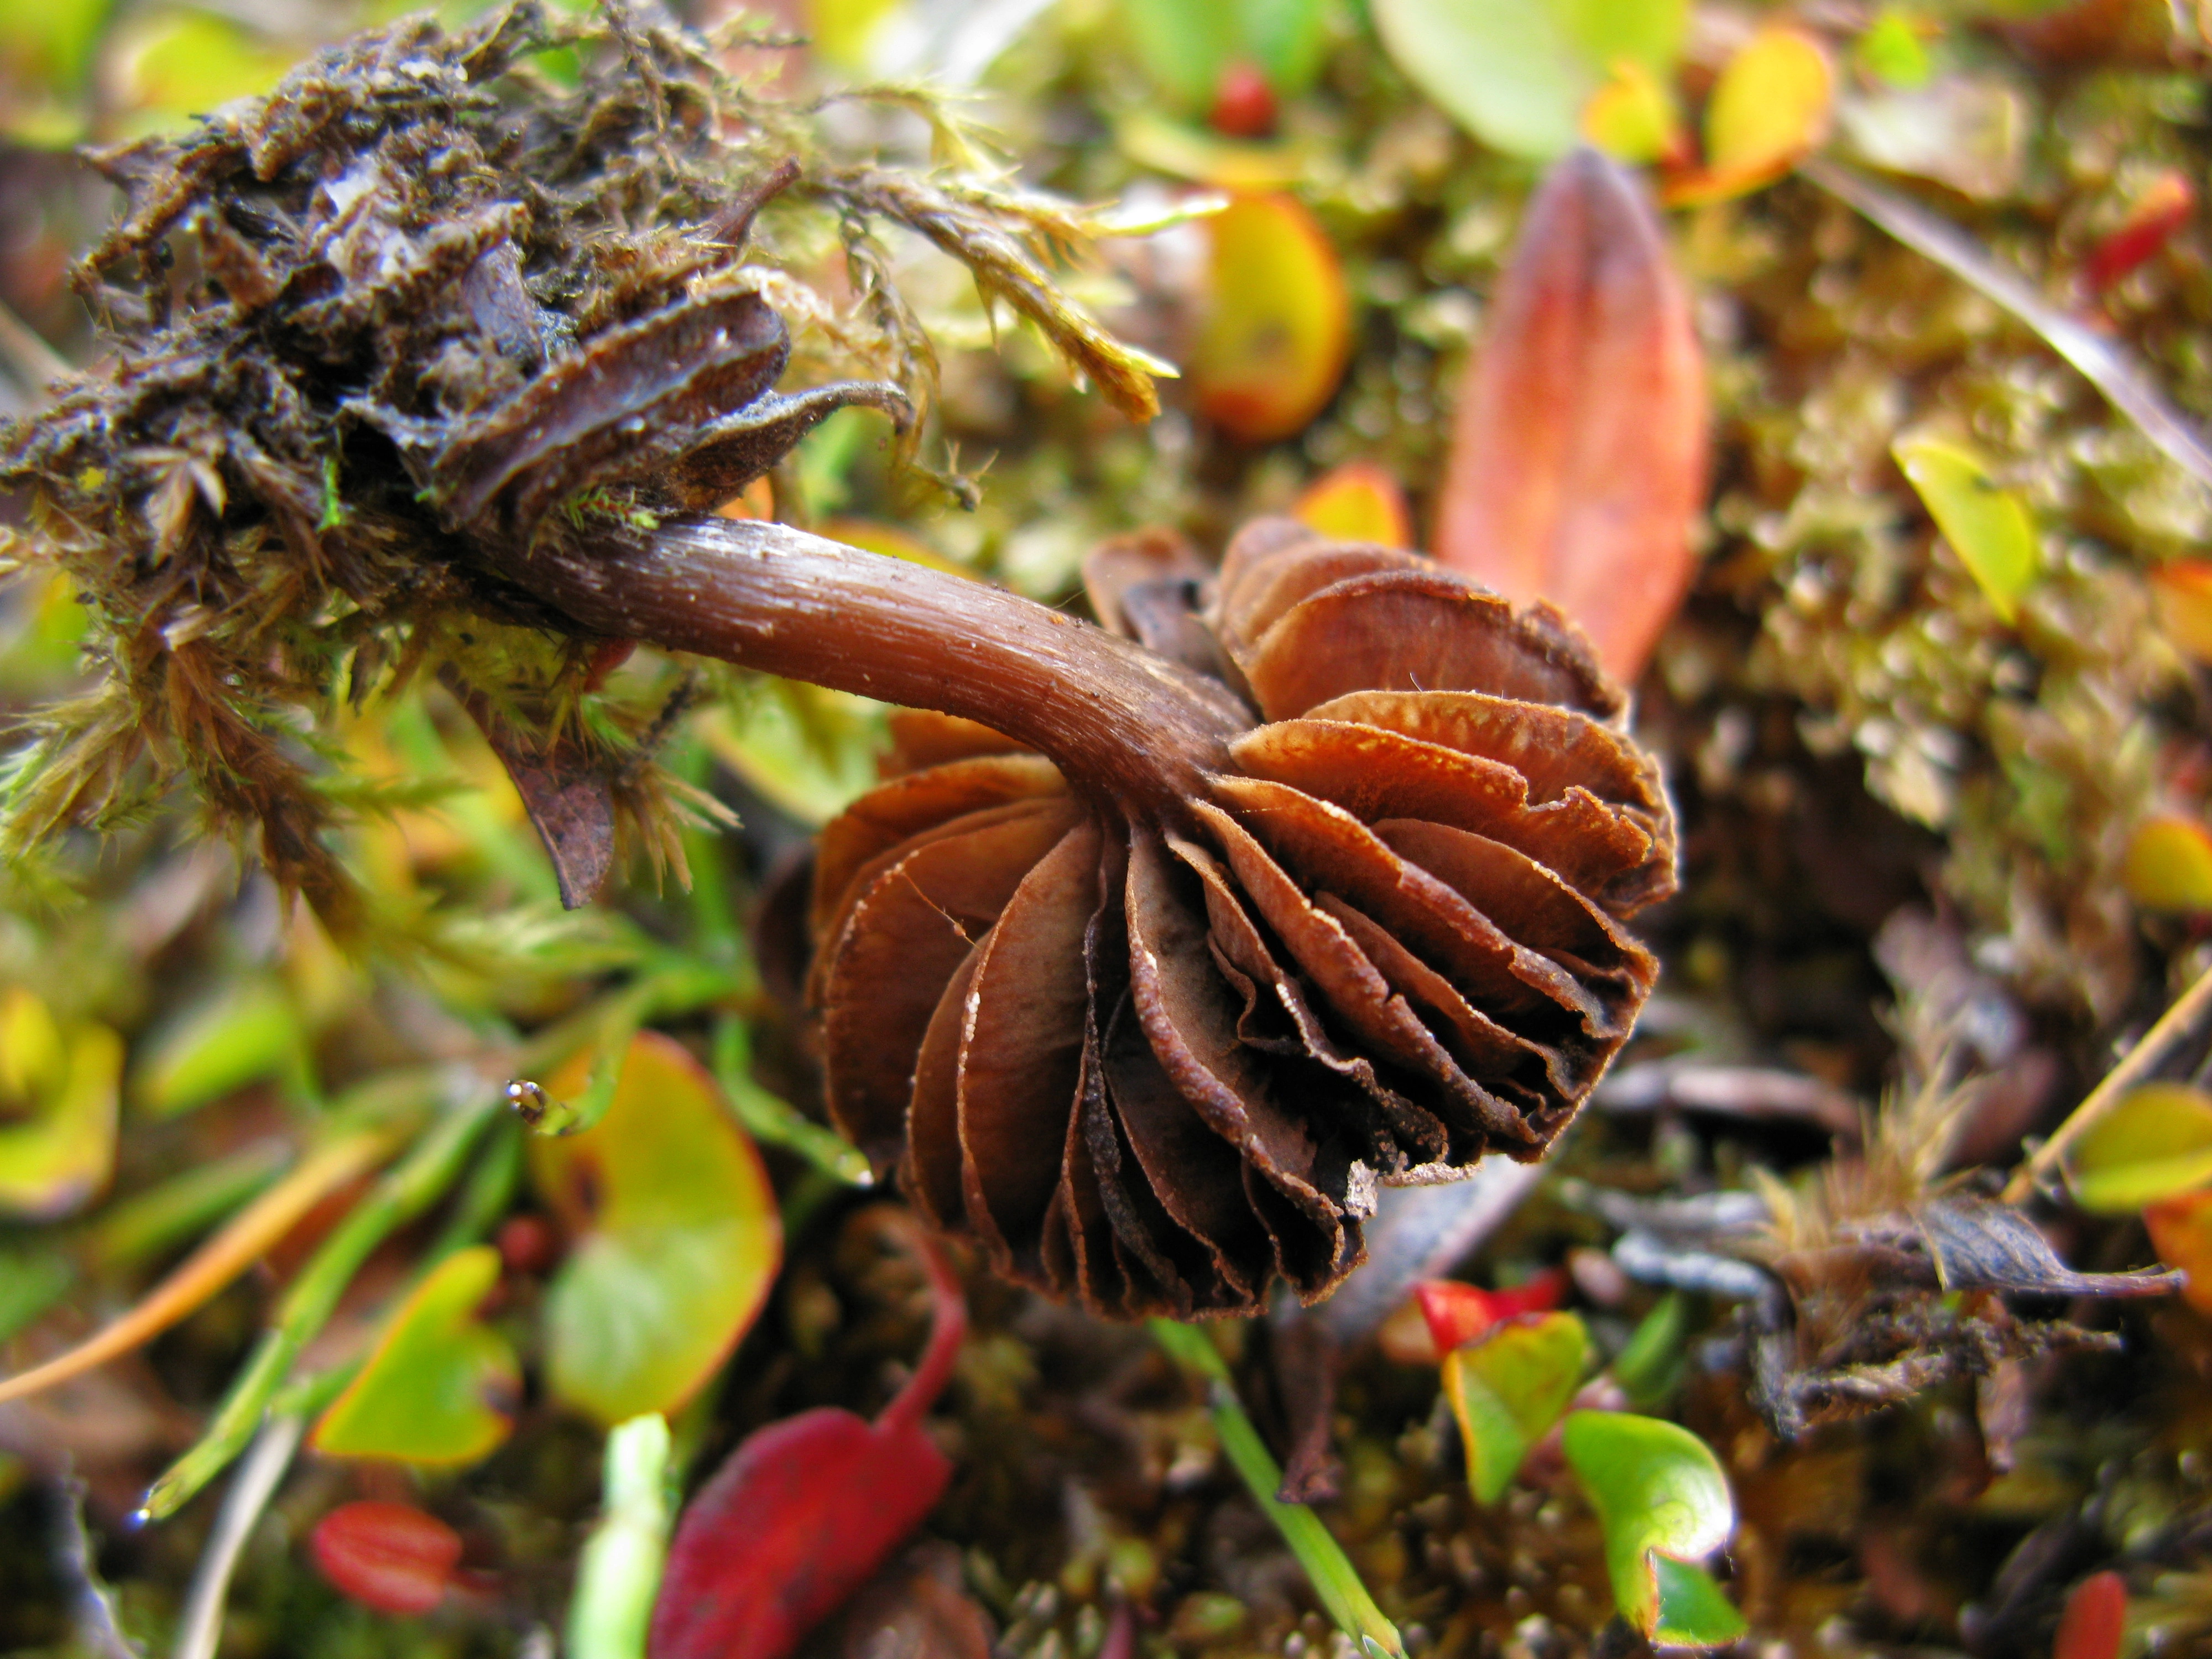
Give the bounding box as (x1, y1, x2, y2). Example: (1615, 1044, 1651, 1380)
(530, 1031, 780, 1425)
(1190, 194, 1352, 444)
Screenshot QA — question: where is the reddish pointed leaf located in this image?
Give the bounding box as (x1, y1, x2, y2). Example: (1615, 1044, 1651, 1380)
(310, 1500, 463, 1616)
(2085, 170, 2193, 295)
(1415, 1269, 1568, 1355)
(2053, 1571, 2126, 1659)
(1434, 150, 1707, 683)
(649, 1209, 967, 1659)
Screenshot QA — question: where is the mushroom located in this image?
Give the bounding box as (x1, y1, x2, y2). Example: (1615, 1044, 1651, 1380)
(513, 514, 1676, 1318)
(1, 2, 1677, 1318)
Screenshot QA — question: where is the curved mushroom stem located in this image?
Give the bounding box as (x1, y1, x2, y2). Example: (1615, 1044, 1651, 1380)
(500, 513, 1251, 809)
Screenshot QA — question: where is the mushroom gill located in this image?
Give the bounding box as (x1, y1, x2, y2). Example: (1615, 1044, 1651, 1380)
(807, 518, 1676, 1318)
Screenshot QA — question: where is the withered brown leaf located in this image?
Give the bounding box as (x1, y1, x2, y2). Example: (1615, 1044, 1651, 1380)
(808, 520, 1677, 1318)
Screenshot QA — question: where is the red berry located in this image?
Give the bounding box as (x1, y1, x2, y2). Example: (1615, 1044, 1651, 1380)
(1210, 60, 1277, 140)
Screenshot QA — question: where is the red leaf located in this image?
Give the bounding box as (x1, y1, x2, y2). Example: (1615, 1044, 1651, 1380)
(310, 1500, 462, 1616)
(1434, 150, 1707, 684)
(2052, 1570, 2126, 1659)
(1414, 1269, 1567, 1355)
(2085, 170, 2193, 295)
(649, 1209, 967, 1659)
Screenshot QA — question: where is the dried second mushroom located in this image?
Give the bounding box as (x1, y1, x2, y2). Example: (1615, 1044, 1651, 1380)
(802, 521, 1676, 1318)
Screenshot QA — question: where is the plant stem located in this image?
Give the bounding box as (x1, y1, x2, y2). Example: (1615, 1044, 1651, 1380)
(1150, 1321, 1405, 1658)
(139, 1094, 500, 1520)
(566, 1413, 675, 1659)
(2002, 959, 2212, 1203)
(170, 1413, 304, 1659)
(0, 1130, 394, 1407)
(503, 515, 1250, 811)
(712, 1014, 871, 1186)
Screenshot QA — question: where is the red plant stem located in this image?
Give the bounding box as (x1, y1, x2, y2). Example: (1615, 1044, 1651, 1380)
(876, 1209, 967, 1437)
(502, 514, 1249, 809)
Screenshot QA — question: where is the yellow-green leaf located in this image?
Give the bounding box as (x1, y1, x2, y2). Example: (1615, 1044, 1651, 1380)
(312, 1246, 519, 1467)
(1710, 28, 1833, 175)
(1442, 1312, 1588, 1504)
(0, 989, 121, 1222)
(1190, 193, 1352, 444)
(1581, 59, 1682, 166)
(530, 1032, 780, 1426)
(1562, 1411, 1746, 1648)
(1892, 434, 2039, 623)
(1855, 8, 1932, 88)
(2122, 816, 2212, 912)
(2067, 1083, 2212, 1214)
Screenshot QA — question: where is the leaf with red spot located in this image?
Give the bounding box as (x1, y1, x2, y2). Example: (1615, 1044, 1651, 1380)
(310, 1500, 463, 1616)
(1415, 1269, 1568, 1355)
(649, 1208, 967, 1659)
(1434, 149, 1707, 683)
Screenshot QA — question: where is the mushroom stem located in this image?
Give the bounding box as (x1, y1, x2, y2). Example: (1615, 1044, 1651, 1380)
(503, 513, 1250, 807)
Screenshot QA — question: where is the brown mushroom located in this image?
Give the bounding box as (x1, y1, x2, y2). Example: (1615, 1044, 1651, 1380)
(773, 520, 1674, 1319)
(0, 2, 1676, 1319)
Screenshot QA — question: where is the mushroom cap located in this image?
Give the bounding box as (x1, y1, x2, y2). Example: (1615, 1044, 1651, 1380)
(809, 520, 1676, 1318)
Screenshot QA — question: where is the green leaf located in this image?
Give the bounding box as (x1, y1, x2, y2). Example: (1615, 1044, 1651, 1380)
(130, 977, 306, 1119)
(1443, 1312, 1589, 1503)
(1370, 0, 1682, 160)
(1562, 1411, 1746, 1648)
(1121, 0, 1239, 111)
(1238, 0, 1329, 97)
(312, 1245, 519, 1466)
(1892, 435, 2039, 624)
(0, 989, 121, 1221)
(1611, 1292, 1688, 1408)
(107, 9, 298, 132)
(530, 1032, 781, 1426)
(2067, 1083, 2212, 1214)
(1855, 8, 1932, 88)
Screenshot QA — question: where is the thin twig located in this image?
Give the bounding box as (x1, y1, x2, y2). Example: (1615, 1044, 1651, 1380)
(2002, 961, 2212, 1203)
(1804, 159, 2212, 488)
(171, 1415, 304, 1659)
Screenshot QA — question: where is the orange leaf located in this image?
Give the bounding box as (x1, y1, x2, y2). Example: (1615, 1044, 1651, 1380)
(2145, 1190, 2212, 1317)
(1293, 462, 1412, 547)
(1434, 151, 1707, 681)
(2150, 560, 2212, 664)
(2121, 815, 2212, 912)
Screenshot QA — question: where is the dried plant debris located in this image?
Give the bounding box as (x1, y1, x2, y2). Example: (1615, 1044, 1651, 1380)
(0, 0, 1164, 929)
(808, 519, 1676, 1319)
